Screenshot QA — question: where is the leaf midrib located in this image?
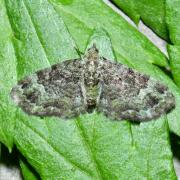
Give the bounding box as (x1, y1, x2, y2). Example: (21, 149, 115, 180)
(75, 119, 104, 180)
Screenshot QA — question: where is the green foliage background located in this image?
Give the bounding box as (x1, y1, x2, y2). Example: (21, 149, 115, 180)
(0, 0, 180, 179)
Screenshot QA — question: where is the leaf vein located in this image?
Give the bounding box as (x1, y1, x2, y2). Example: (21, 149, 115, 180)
(19, 119, 93, 177)
(75, 119, 104, 180)
(22, 0, 51, 66)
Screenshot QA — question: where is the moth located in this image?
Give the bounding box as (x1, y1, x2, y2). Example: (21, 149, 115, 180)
(11, 45, 175, 121)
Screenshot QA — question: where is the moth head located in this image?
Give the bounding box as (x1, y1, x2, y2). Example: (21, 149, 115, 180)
(84, 44, 99, 61)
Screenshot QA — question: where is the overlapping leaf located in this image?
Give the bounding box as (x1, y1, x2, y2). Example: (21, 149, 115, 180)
(111, 0, 168, 40)
(166, 0, 180, 88)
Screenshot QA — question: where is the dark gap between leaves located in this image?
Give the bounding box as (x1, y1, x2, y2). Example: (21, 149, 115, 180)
(170, 133, 180, 161)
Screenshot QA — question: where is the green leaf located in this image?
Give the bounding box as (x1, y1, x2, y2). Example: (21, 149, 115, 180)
(111, 0, 168, 40)
(0, 0, 17, 150)
(15, 113, 176, 179)
(20, 157, 40, 180)
(166, 0, 180, 88)
(0, 0, 178, 179)
(166, 0, 180, 45)
(168, 45, 180, 87)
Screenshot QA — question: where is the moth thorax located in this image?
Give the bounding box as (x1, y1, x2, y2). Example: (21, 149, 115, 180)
(85, 75, 99, 87)
(86, 86, 99, 112)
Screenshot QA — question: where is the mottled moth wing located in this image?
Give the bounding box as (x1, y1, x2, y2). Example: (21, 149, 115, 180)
(11, 59, 87, 118)
(11, 45, 175, 121)
(97, 58, 175, 121)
